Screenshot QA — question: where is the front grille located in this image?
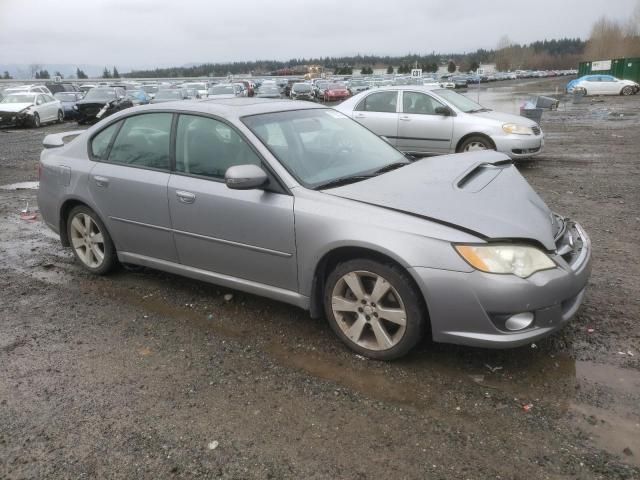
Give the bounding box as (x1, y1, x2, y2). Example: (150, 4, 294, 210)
(532, 126, 541, 135)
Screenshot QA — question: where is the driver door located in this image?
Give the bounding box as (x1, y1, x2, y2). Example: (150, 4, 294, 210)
(167, 114, 297, 291)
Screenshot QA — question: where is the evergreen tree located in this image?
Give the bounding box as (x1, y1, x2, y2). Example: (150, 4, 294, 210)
(112, 66, 119, 78)
(386, 65, 394, 74)
(447, 61, 456, 73)
(102, 67, 112, 79)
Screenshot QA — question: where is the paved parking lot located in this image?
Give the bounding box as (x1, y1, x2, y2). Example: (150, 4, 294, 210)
(1, 77, 639, 479)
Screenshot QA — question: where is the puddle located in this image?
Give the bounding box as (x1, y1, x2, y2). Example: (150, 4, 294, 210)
(0, 181, 39, 191)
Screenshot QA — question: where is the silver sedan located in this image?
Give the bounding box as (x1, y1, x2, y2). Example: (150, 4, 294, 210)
(38, 99, 589, 360)
(335, 86, 544, 159)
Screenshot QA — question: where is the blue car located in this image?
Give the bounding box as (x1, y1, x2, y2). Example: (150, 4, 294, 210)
(125, 90, 151, 105)
(53, 92, 84, 120)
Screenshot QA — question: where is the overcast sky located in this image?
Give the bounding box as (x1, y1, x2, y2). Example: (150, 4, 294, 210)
(0, 0, 637, 69)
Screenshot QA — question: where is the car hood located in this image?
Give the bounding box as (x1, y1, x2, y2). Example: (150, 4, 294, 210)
(325, 150, 558, 250)
(467, 110, 538, 127)
(0, 102, 33, 112)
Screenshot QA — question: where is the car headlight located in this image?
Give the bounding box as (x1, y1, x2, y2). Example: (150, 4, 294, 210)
(454, 244, 556, 278)
(73, 105, 78, 110)
(503, 123, 534, 135)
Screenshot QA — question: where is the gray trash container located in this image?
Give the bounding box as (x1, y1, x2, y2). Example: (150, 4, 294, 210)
(572, 89, 586, 104)
(535, 95, 560, 110)
(520, 102, 543, 123)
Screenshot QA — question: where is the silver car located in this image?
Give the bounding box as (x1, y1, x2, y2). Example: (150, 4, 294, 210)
(335, 86, 544, 159)
(38, 99, 590, 360)
(0, 93, 64, 127)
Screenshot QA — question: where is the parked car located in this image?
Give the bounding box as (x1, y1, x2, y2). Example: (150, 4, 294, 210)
(347, 79, 370, 95)
(313, 80, 330, 101)
(450, 76, 469, 89)
(54, 92, 84, 119)
(566, 75, 639, 96)
(0, 93, 63, 127)
(74, 87, 132, 124)
(37, 100, 591, 360)
(335, 86, 544, 159)
(125, 90, 151, 105)
(79, 84, 97, 94)
(256, 85, 281, 99)
(323, 82, 350, 102)
(237, 80, 255, 97)
(140, 84, 159, 99)
(207, 84, 244, 99)
(150, 89, 191, 103)
(180, 82, 208, 99)
(290, 82, 314, 100)
(3, 84, 52, 96)
(46, 82, 81, 94)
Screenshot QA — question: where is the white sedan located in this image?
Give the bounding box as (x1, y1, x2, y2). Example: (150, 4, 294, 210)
(335, 86, 544, 159)
(568, 75, 639, 96)
(0, 93, 64, 128)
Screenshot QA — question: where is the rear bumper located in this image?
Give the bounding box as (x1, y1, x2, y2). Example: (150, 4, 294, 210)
(409, 223, 591, 348)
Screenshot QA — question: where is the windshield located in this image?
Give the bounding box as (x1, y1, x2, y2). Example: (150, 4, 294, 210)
(293, 83, 311, 92)
(85, 89, 117, 101)
(209, 85, 235, 95)
(433, 88, 485, 112)
(183, 83, 206, 90)
(155, 90, 182, 99)
(350, 81, 365, 86)
(259, 86, 279, 93)
(54, 93, 77, 101)
(327, 83, 345, 89)
(1, 94, 36, 104)
(243, 109, 406, 189)
(141, 85, 158, 94)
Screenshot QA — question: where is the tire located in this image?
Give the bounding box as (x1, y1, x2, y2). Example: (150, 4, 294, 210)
(57, 110, 64, 123)
(458, 135, 494, 153)
(621, 86, 633, 96)
(66, 205, 117, 275)
(31, 113, 41, 128)
(324, 258, 426, 360)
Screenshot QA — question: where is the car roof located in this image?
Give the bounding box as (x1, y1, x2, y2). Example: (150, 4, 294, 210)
(118, 97, 326, 119)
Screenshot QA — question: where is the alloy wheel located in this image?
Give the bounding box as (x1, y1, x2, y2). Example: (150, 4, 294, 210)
(331, 270, 407, 351)
(69, 213, 105, 268)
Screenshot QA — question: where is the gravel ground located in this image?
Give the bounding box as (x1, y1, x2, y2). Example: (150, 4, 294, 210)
(1, 77, 639, 479)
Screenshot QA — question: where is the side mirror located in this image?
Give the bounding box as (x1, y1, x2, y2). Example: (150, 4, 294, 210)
(225, 164, 268, 190)
(435, 106, 451, 116)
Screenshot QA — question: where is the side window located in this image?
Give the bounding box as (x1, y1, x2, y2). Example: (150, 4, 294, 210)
(355, 91, 397, 113)
(402, 92, 444, 115)
(108, 113, 172, 169)
(36, 95, 44, 105)
(176, 114, 261, 179)
(91, 121, 122, 160)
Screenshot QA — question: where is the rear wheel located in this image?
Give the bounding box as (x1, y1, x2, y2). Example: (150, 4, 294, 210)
(324, 258, 426, 360)
(31, 113, 41, 128)
(621, 86, 633, 96)
(67, 206, 117, 275)
(458, 135, 494, 153)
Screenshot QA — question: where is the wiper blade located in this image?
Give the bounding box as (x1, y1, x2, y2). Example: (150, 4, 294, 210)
(467, 108, 492, 113)
(372, 161, 410, 175)
(314, 175, 373, 190)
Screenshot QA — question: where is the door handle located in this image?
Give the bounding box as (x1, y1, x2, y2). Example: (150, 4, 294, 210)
(399, 116, 411, 121)
(354, 114, 366, 118)
(93, 175, 109, 187)
(176, 190, 196, 204)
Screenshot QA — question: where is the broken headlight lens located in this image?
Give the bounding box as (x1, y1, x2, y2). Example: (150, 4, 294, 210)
(455, 244, 555, 278)
(502, 123, 534, 135)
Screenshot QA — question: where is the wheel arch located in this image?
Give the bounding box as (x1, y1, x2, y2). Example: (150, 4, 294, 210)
(309, 246, 430, 329)
(58, 198, 109, 247)
(455, 132, 496, 153)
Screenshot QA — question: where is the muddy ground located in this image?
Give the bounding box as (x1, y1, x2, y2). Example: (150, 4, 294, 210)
(1, 77, 639, 479)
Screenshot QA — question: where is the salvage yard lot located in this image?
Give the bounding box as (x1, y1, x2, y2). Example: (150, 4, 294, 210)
(1, 77, 639, 479)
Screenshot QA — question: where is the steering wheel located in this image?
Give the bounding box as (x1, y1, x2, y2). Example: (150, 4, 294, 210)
(324, 131, 361, 169)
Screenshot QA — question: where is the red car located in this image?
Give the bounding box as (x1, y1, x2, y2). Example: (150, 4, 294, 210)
(324, 83, 350, 102)
(238, 80, 255, 97)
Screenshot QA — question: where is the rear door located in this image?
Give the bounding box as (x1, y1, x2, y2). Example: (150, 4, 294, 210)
(167, 114, 297, 290)
(351, 91, 399, 145)
(87, 112, 178, 262)
(396, 90, 453, 154)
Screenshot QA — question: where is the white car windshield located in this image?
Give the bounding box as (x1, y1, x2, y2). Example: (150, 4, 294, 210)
(85, 89, 117, 101)
(1, 94, 35, 104)
(434, 89, 488, 113)
(243, 108, 407, 189)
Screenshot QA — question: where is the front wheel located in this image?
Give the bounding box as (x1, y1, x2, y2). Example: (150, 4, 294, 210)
(57, 110, 64, 123)
(621, 86, 633, 96)
(458, 135, 494, 153)
(31, 113, 41, 128)
(67, 206, 117, 275)
(324, 259, 426, 360)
